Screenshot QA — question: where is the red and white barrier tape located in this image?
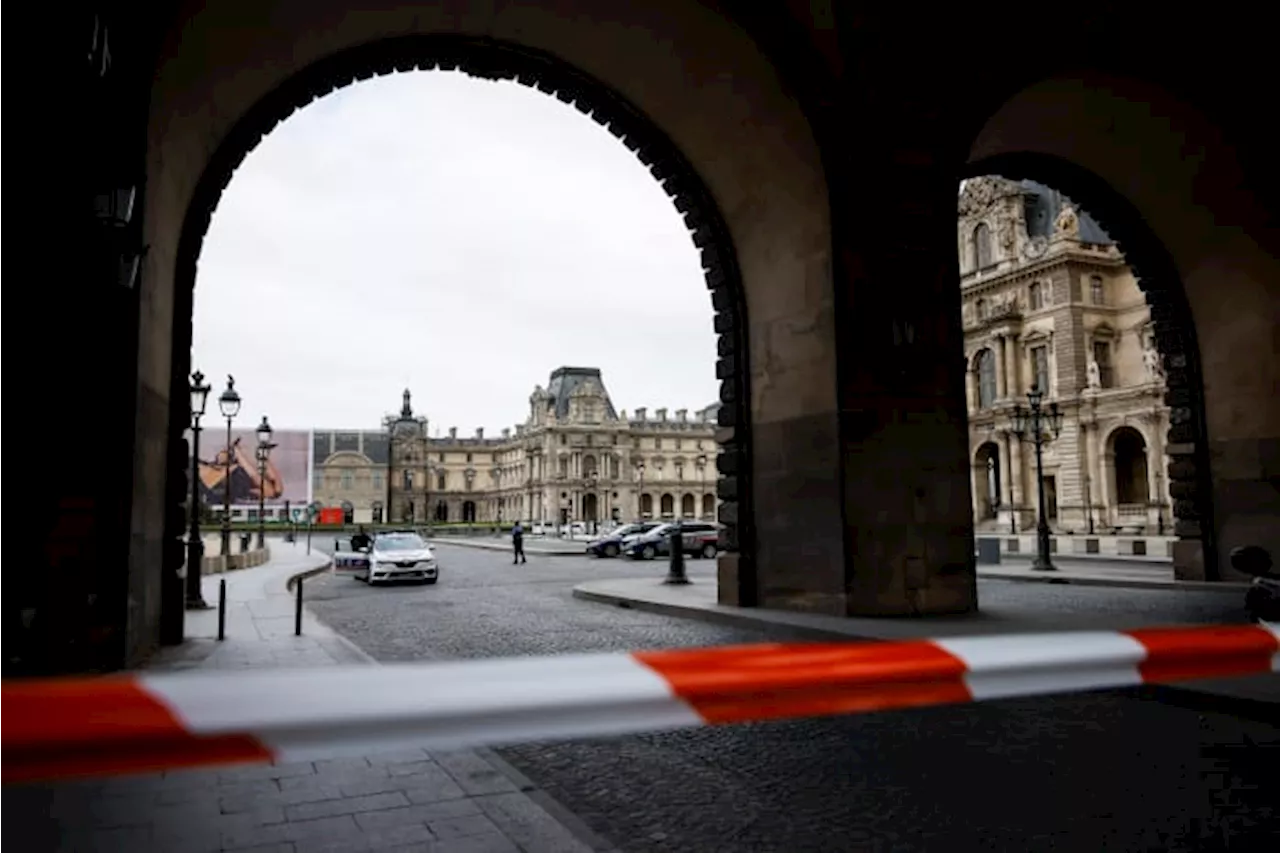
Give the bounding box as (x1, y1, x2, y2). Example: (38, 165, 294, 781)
(4, 623, 1277, 785)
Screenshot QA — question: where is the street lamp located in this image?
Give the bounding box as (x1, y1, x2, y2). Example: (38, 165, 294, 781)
(255, 415, 274, 549)
(1011, 385, 1063, 571)
(185, 370, 212, 609)
(635, 460, 646, 522)
(696, 454, 708, 519)
(218, 376, 241, 556)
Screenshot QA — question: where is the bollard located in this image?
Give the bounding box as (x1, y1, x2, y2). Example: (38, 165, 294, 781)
(295, 576, 304, 636)
(217, 578, 227, 641)
(664, 523, 689, 585)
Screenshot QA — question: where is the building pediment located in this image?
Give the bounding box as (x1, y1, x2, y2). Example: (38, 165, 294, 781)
(957, 176, 1023, 217)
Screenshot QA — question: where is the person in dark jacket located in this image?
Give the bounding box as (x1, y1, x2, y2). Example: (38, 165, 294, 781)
(351, 526, 372, 552)
(512, 521, 527, 565)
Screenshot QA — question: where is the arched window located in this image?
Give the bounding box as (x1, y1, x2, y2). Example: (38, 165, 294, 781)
(660, 493, 675, 516)
(640, 494, 653, 517)
(975, 297, 987, 320)
(681, 493, 696, 517)
(975, 349, 997, 409)
(973, 223, 992, 269)
(702, 493, 716, 519)
(1112, 427, 1150, 505)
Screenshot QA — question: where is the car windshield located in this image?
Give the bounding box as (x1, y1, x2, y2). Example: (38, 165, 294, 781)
(375, 534, 427, 552)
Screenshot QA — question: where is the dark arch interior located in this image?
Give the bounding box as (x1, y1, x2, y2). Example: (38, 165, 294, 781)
(166, 34, 755, 600)
(961, 151, 1216, 577)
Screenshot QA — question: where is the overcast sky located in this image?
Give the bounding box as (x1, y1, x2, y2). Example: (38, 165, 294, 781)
(193, 71, 717, 434)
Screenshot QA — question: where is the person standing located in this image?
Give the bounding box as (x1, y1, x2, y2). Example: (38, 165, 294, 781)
(512, 521, 527, 565)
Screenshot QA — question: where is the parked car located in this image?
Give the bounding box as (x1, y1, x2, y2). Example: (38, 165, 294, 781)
(335, 531, 438, 585)
(623, 522, 721, 560)
(586, 522, 662, 558)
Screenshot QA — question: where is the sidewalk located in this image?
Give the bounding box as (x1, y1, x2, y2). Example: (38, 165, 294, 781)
(976, 556, 1248, 591)
(13, 542, 614, 853)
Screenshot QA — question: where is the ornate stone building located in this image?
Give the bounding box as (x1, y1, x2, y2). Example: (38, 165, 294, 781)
(960, 177, 1171, 537)
(314, 367, 720, 526)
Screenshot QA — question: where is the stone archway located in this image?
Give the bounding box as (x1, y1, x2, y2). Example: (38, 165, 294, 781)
(965, 73, 1280, 579)
(462, 501, 477, 523)
(150, 22, 826, 620)
(962, 152, 1215, 577)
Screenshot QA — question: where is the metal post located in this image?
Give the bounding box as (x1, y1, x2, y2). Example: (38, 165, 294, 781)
(1084, 472, 1095, 535)
(306, 520, 313, 555)
(186, 418, 209, 609)
(1029, 399, 1059, 568)
(294, 576, 304, 636)
(256, 451, 267, 550)
(217, 578, 227, 641)
(664, 519, 689, 585)
(222, 416, 233, 556)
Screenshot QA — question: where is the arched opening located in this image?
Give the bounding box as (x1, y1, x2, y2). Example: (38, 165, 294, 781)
(973, 442, 1001, 524)
(640, 494, 653, 519)
(582, 493, 598, 523)
(702, 493, 716, 520)
(340, 501, 355, 525)
(1110, 425, 1150, 507)
(582, 455, 598, 478)
(680, 493, 696, 518)
(972, 222, 993, 268)
(162, 32, 771, 639)
(660, 493, 675, 518)
(960, 155, 1202, 569)
(371, 501, 383, 524)
(973, 349, 996, 410)
(962, 69, 1278, 578)
(434, 501, 448, 522)
(462, 501, 477, 523)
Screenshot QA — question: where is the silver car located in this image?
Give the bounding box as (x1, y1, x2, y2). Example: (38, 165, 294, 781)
(359, 532, 439, 585)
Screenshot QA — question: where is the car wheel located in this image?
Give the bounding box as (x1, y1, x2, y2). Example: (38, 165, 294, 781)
(604, 543, 619, 558)
(701, 543, 718, 559)
(641, 544, 657, 560)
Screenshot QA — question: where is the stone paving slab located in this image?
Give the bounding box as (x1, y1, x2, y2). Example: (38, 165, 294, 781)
(9, 541, 610, 853)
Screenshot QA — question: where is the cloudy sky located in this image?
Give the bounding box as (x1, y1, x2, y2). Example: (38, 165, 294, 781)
(193, 71, 717, 434)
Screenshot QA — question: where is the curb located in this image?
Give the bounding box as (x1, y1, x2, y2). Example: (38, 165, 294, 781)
(286, 559, 335, 592)
(572, 585, 866, 641)
(977, 570, 1250, 592)
(433, 538, 589, 557)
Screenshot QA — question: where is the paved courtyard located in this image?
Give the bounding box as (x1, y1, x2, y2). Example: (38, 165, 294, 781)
(301, 544, 1278, 852)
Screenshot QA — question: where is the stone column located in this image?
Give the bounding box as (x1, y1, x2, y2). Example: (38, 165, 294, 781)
(994, 335, 1007, 399)
(830, 157, 977, 617)
(998, 431, 1014, 506)
(1005, 334, 1021, 399)
(1008, 433, 1024, 510)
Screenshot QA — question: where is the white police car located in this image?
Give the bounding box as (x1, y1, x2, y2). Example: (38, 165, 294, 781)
(334, 531, 438, 585)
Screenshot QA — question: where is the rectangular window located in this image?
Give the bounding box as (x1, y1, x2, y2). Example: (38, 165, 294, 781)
(466, 453, 473, 463)
(371, 472, 382, 490)
(1092, 340, 1114, 388)
(1090, 275, 1105, 305)
(1031, 346, 1050, 394)
(341, 472, 353, 490)
(1029, 282, 1043, 310)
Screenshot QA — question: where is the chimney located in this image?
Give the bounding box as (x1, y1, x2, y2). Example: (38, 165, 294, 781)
(656, 408, 667, 421)
(476, 427, 484, 440)
(676, 408, 688, 422)
(515, 424, 525, 436)
(635, 407, 647, 421)
(449, 427, 457, 440)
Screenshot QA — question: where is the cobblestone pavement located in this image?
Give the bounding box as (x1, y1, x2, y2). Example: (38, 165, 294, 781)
(304, 545, 1278, 852)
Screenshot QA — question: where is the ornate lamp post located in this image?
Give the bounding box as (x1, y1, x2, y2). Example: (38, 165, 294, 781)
(696, 454, 708, 519)
(218, 376, 241, 556)
(635, 460, 646, 522)
(1011, 385, 1064, 571)
(185, 370, 212, 609)
(254, 415, 274, 549)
